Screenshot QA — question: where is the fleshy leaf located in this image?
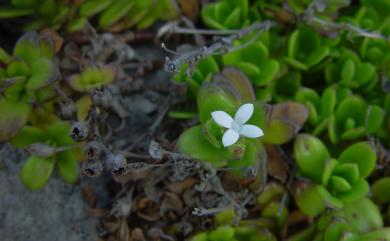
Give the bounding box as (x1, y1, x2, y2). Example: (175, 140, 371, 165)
(99, 0, 134, 28)
(322, 158, 338, 186)
(209, 226, 235, 241)
(79, 0, 111, 17)
(333, 163, 359, 184)
(342, 198, 383, 233)
(20, 155, 55, 190)
(26, 58, 55, 90)
(57, 150, 79, 184)
(11, 126, 45, 147)
(337, 179, 369, 202)
(294, 183, 342, 217)
(338, 142, 376, 178)
(372, 178, 390, 204)
(70, 66, 116, 91)
(221, 67, 256, 102)
(366, 105, 384, 133)
(0, 99, 31, 141)
(46, 121, 74, 146)
(177, 125, 231, 167)
(294, 134, 330, 183)
(330, 176, 352, 193)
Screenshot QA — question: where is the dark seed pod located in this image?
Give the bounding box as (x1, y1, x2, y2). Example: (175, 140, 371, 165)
(70, 121, 89, 142)
(92, 88, 112, 108)
(105, 153, 127, 175)
(82, 159, 104, 177)
(84, 141, 103, 160)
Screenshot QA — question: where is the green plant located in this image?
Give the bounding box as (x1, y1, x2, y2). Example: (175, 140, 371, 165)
(11, 121, 79, 190)
(69, 65, 117, 92)
(293, 134, 376, 216)
(178, 68, 307, 190)
(201, 0, 260, 30)
(0, 0, 71, 30)
(285, 26, 330, 71)
(191, 225, 277, 241)
(222, 39, 279, 87)
(295, 87, 385, 144)
(290, 197, 390, 241)
(69, 0, 179, 32)
(0, 31, 57, 141)
(0, 0, 179, 32)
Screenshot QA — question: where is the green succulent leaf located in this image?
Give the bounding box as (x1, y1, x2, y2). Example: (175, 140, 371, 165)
(0, 99, 31, 141)
(99, 0, 134, 28)
(46, 121, 74, 146)
(209, 226, 235, 241)
(6, 59, 30, 77)
(295, 184, 342, 217)
(338, 142, 376, 178)
(322, 158, 339, 186)
(0, 6, 35, 18)
(320, 88, 336, 117)
(79, 0, 111, 17)
(337, 179, 370, 202)
(366, 105, 384, 133)
(25, 58, 55, 90)
(330, 176, 352, 193)
(342, 198, 383, 233)
(20, 155, 55, 190)
(333, 163, 359, 184)
(11, 126, 45, 147)
(70, 66, 116, 91)
(177, 125, 230, 167)
(371, 178, 390, 205)
(57, 150, 78, 184)
(294, 134, 330, 183)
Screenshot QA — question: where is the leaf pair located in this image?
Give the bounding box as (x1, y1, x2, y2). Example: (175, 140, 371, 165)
(11, 121, 79, 190)
(293, 134, 377, 216)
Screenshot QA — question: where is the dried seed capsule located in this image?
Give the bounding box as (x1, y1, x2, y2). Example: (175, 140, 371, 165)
(59, 100, 76, 120)
(25, 143, 55, 157)
(148, 140, 164, 160)
(70, 121, 89, 142)
(105, 153, 127, 175)
(82, 159, 103, 177)
(92, 88, 112, 108)
(84, 141, 103, 160)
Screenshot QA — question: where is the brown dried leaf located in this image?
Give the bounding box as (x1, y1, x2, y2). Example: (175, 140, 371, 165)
(40, 29, 64, 53)
(161, 192, 184, 216)
(118, 218, 130, 241)
(130, 228, 146, 241)
(168, 177, 198, 194)
(82, 185, 97, 207)
(134, 196, 161, 222)
(178, 0, 199, 20)
(265, 145, 288, 183)
(282, 209, 314, 239)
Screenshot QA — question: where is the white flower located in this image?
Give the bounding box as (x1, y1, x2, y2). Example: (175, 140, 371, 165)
(211, 103, 264, 147)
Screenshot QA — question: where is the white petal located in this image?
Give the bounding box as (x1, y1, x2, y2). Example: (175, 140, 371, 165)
(239, 125, 264, 138)
(211, 111, 233, 128)
(222, 129, 240, 147)
(234, 103, 254, 125)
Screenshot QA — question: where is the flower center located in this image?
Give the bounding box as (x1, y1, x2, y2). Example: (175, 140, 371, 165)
(231, 121, 240, 132)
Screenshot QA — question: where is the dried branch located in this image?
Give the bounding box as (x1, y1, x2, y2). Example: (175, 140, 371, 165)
(161, 20, 276, 76)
